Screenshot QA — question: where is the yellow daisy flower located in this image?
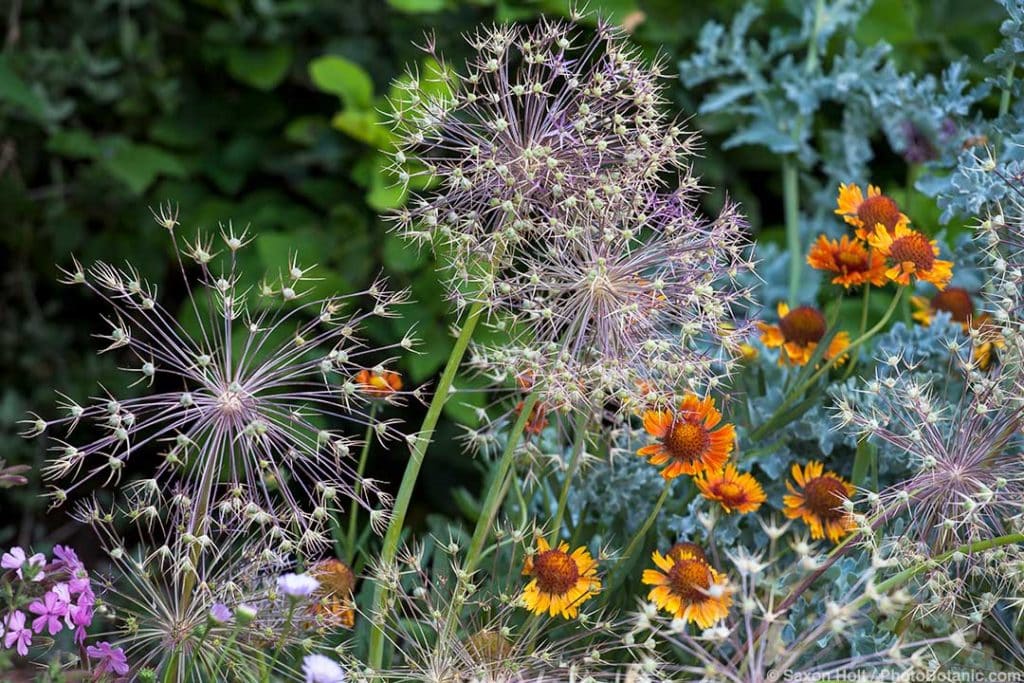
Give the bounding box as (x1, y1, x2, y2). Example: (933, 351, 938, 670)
(694, 464, 766, 514)
(783, 461, 856, 543)
(637, 394, 735, 479)
(834, 183, 909, 240)
(867, 223, 953, 289)
(642, 548, 731, 628)
(756, 303, 850, 367)
(521, 537, 600, 619)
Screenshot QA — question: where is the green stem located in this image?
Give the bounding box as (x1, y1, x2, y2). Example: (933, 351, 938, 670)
(464, 391, 541, 575)
(346, 403, 379, 563)
(751, 287, 905, 442)
(549, 412, 589, 545)
(610, 480, 672, 581)
(999, 63, 1016, 118)
(266, 603, 296, 678)
(367, 300, 485, 671)
(783, 158, 801, 307)
(803, 0, 825, 74)
(841, 283, 871, 381)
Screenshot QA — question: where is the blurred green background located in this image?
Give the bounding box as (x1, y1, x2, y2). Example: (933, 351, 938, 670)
(0, 0, 1005, 552)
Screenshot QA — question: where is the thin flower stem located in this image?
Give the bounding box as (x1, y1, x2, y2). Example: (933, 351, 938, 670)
(464, 391, 541, 575)
(783, 158, 801, 307)
(751, 287, 905, 442)
(266, 603, 296, 678)
(610, 479, 673, 584)
(367, 300, 485, 672)
(346, 402, 379, 563)
(549, 412, 589, 545)
(841, 283, 871, 381)
(1000, 63, 1016, 118)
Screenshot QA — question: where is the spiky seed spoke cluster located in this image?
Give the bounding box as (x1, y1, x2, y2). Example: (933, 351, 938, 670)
(836, 355, 1024, 559)
(389, 16, 694, 284)
(23, 210, 419, 552)
(469, 193, 754, 410)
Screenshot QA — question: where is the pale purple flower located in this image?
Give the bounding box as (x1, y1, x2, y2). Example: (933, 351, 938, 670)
(87, 641, 130, 676)
(53, 544, 84, 574)
(1, 547, 46, 581)
(209, 603, 232, 624)
(29, 590, 68, 635)
(302, 653, 346, 683)
(25, 213, 417, 552)
(3, 611, 31, 656)
(277, 572, 320, 599)
(68, 598, 93, 644)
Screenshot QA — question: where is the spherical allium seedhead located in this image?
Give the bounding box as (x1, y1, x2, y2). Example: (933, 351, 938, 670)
(843, 357, 1024, 561)
(29, 210, 418, 552)
(468, 191, 755, 411)
(389, 15, 695, 288)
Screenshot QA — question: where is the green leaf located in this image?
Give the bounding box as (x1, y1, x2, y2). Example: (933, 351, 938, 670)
(98, 139, 187, 195)
(309, 55, 374, 109)
(382, 234, 423, 273)
(47, 130, 101, 159)
(0, 57, 47, 121)
(331, 109, 386, 146)
(226, 45, 293, 91)
(388, 0, 447, 13)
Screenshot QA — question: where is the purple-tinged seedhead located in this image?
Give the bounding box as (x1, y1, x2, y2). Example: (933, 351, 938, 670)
(23, 210, 420, 553)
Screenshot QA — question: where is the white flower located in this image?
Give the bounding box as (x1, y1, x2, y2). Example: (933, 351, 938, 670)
(277, 572, 320, 599)
(302, 654, 345, 683)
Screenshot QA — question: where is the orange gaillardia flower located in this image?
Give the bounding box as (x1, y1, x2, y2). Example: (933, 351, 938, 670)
(638, 394, 735, 479)
(521, 537, 600, 619)
(911, 288, 1004, 369)
(354, 369, 403, 397)
(867, 223, 953, 289)
(783, 461, 856, 543)
(308, 558, 356, 628)
(757, 303, 850, 367)
(806, 235, 887, 288)
(694, 464, 766, 514)
(642, 547, 731, 627)
(835, 183, 909, 239)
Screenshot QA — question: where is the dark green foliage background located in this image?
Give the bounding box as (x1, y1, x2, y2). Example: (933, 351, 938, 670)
(0, 0, 1004, 552)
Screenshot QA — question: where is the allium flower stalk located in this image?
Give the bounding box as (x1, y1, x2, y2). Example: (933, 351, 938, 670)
(836, 354, 1024, 560)
(389, 14, 693, 281)
(23, 206, 417, 551)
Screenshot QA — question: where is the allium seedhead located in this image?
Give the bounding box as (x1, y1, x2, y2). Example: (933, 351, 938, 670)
(389, 15, 695, 280)
(843, 357, 1024, 560)
(31, 212, 416, 552)
(470, 192, 754, 410)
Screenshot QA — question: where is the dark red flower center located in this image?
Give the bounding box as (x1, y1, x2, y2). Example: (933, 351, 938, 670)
(779, 306, 827, 346)
(532, 549, 579, 595)
(668, 558, 712, 602)
(663, 420, 710, 464)
(857, 194, 902, 234)
(931, 287, 973, 323)
(889, 233, 935, 271)
(803, 476, 850, 521)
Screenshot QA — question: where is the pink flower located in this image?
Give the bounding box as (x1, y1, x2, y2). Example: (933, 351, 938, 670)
(87, 641, 129, 676)
(28, 591, 67, 635)
(3, 611, 32, 656)
(1, 547, 46, 582)
(68, 598, 94, 644)
(53, 545, 84, 574)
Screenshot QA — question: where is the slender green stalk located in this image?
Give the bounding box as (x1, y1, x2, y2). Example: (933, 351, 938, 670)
(841, 283, 871, 381)
(609, 480, 673, 583)
(549, 412, 589, 545)
(464, 391, 541, 575)
(1000, 63, 1016, 118)
(783, 158, 801, 307)
(751, 287, 905, 442)
(367, 300, 486, 671)
(346, 403, 379, 562)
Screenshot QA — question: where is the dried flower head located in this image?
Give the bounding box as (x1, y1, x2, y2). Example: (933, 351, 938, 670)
(25, 210, 416, 551)
(390, 15, 694, 275)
